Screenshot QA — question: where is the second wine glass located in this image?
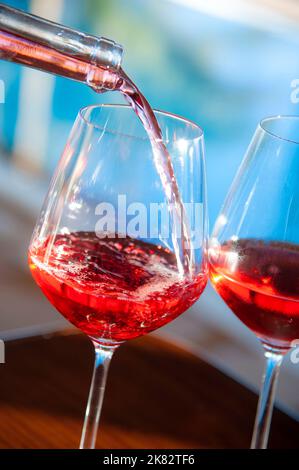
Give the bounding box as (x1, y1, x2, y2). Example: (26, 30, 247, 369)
(209, 116, 299, 448)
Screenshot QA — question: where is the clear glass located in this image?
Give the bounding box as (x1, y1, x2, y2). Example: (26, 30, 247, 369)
(28, 104, 208, 449)
(209, 116, 299, 448)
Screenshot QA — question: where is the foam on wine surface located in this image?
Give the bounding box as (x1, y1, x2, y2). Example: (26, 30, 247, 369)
(29, 232, 207, 343)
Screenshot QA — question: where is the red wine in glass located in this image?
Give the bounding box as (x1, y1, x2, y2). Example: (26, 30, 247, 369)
(26, 102, 206, 449)
(209, 116, 299, 448)
(210, 239, 299, 350)
(29, 232, 207, 343)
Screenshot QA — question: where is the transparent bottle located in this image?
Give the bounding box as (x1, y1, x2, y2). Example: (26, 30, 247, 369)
(0, 4, 124, 91)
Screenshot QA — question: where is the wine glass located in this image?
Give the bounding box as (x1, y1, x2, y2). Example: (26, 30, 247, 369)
(209, 115, 299, 449)
(28, 104, 208, 449)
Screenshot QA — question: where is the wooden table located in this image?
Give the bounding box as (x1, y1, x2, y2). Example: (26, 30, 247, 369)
(0, 333, 298, 449)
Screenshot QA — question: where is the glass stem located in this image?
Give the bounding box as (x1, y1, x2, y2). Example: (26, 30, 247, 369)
(79, 341, 116, 449)
(250, 348, 284, 449)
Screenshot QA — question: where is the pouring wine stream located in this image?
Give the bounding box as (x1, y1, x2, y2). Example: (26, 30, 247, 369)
(117, 69, 194, 276)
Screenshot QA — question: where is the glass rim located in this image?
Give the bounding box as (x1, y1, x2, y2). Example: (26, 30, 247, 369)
(79, 103, 204, 143)
(259, 115, 299, 145)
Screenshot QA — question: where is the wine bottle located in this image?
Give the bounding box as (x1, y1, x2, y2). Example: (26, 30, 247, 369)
(0, 3, 123, 91)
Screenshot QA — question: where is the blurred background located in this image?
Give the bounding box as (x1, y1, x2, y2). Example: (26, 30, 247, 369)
(1, 0, 299, 417)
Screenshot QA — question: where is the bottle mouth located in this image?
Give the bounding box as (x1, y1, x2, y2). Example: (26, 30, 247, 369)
(95, 37, 124, 70)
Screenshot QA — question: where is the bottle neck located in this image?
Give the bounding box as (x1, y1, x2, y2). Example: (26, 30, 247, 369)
(0, 30, 122, 91)
(0, 4, 124, 90)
